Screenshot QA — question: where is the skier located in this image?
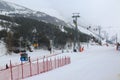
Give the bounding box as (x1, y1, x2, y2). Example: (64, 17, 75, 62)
(6, 64, 9, 69)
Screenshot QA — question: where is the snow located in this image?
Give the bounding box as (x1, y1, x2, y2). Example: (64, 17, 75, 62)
(17, 45, 120, 80)
(0, 41, 120, 80)
(0, 49, 52, 68)
(0, 1, 34, 16)
(0, 41, 7, 56)
(7, 2, 25, 10)
(77, 25, 102, 41)
(0, 25, 4, 30)
(22, 45, 120, 80)
(39, 8, 65, 21)
(104, 27, 120, 43)
(69, 23, 103, 41)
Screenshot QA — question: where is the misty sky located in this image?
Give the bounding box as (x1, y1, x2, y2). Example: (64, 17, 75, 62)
(4, 0, 120, 38)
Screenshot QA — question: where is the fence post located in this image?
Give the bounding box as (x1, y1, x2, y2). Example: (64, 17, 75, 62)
(48, 59, 50, 71)
(59, 57, 61, 67)
(58, 57, 59, 67)
(46, 58, 48, 72)
(67, 57, 69, 64)
(65, 56, 66, 65)
(43, 58, 45, 73)
(64, 57, 65, 65)
(54, 58, 56, 69)
(10, 60, 13, 80)
(69, 57, 71, 64)
(50, 58, 52, 70)
(21, 61, 24, 79)
(66, 57, 68, 64)
(62, 57, 63, 66)
(61, 57, 62, 66)
(37, 58, 39, 74)
(29, 57, 32, 76)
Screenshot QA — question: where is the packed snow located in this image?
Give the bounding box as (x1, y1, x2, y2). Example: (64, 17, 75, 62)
(0, 41, 7, 56)
(22, 45, 120, 80)
(0, 43, 119, 80)
(0, 49, 52, 69)
(0, 38, 120, 80)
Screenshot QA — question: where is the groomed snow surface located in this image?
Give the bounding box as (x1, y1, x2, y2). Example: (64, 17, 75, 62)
(0, 43, 120, 80)
(21, 45, 120, 80)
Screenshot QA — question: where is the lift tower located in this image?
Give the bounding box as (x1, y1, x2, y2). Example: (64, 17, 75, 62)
(72, 13, 80, 52)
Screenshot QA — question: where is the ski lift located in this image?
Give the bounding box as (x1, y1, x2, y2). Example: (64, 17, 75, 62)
(20, 52, 28, 61)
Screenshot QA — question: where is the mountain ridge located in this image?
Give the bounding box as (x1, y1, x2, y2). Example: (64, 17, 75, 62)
(0, 0, 68, 27)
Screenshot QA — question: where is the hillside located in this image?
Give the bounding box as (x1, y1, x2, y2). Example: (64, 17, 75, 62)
(0, 15, 91, 54)
(0, 0, 68, 27)
(0, 0, 102, 41)
(0, 0, 103, 54)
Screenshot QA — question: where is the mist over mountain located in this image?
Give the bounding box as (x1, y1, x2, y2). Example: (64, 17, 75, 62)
(0, 0, 68, 27)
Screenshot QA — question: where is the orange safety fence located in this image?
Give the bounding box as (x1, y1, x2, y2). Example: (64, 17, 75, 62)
(0, 56, 71, 80)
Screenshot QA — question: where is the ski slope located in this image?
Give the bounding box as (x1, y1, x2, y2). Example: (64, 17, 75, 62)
(23, 45, 120, 80)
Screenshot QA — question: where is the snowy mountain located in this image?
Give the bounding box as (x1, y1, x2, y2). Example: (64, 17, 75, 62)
(0, 0, 68, 26)
(0, 0, 106, 44)
(69, 23, 105, 44)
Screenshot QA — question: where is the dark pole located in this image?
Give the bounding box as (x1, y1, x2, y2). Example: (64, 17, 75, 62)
(98, 26, 102, 45)
(72, 13, 80, 52)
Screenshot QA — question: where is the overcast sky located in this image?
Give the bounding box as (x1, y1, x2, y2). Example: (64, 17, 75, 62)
(4, 0, 120, 37)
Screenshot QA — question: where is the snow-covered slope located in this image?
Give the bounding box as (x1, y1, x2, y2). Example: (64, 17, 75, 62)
(0, 0, 68, 26)
(0, 40, 7, 56)
(23, 45, 120, 80)
(0, 0, 105, 42)
(0, 0, 32, 12)
(79, 26, 103, 40)
(69, 23, 104, 43)
(40, 8, 65, 21)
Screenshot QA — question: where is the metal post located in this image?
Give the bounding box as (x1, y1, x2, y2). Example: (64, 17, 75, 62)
(50, 58, 52, 70)
(54, 58, 56, 69)
(46, 58, 48, 71)
(10, 60, 13, 80)
(37, 58, 39, 74)
(21, 61, 23, 79)
(29, 57, 32, 76)
(43, 58, 45, 72)
(72, 13, 80, 52)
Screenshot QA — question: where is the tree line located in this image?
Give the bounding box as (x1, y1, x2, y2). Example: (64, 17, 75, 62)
(0, 15, 91, 54)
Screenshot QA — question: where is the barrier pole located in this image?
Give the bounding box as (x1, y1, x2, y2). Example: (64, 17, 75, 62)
(68, 57, 70, 64)
(46, 58, 48, 72)
(54, 58, 56, 69)
(62, 57, 64, 66)
(66, 56, 68, 64)
(10, 60, 13, 80)
(21, 61, 24, 79)
(50, 58, 52, 70)
(59, 57, 61, 67)
(37, 58, 39, 74)
(43, 58, 45, 72)
(69, 57, 71, 63)
(58, 58, 60, 67)
(65, 56, 66, 65)
(64, 57, 65, 65)
(29, 57, 32, 76)
(48, 60, 50, 71)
